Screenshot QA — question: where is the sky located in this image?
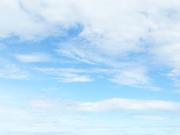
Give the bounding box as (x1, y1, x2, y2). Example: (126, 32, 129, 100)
(0, 0, 180, 135)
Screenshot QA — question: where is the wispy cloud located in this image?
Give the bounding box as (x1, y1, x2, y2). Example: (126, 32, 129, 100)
(33, 66, 160, 89)
(15, 53, 51, 63)
(109, 66, 150, 86)
(77, 98, 180, 112)
(28, 98, 180, 112)
(35, 67, 92, 83)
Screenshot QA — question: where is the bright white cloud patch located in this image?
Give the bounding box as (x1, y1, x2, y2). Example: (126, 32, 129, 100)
(0, 0, 47, 39)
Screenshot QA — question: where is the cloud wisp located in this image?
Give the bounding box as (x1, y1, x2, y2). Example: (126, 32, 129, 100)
(15, 53, 51, 63)
(28, 98, 180, 112)
(77, 98, 180, 112)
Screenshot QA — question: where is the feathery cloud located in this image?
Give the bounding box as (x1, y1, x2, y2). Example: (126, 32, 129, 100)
(15, 53, 51, 63)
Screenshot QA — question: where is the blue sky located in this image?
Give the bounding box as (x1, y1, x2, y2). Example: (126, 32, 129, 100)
(0, 0, 180, 135)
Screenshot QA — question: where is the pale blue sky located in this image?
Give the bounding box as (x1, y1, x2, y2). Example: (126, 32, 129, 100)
(0, 0, 180, 135)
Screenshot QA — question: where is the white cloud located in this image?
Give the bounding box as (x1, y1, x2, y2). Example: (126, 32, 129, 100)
(1, 0, 180, 87)
(0, 97, 179, 135)
(0, 0, 47, 39)
(15, 53, 51, 63)
(77, 98, 180, 112)
(35, 67, 92, 83)
(110, 66, 150, 86)
(1, 0, 180, 128)
(56, 73, 92, 83)
(34, 66, 158, 88)
(57, 44, 106, 65)
(0, 0, 178, 47)
(27, 97, 180, 112)
(13, 0, 180, 56)
(153, 43, 180, 76)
